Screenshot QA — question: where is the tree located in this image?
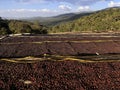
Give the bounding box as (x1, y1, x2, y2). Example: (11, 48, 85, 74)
(0, 27, 8, 35)
(8, 21, 32, 34)
(0, 17, 2, 20)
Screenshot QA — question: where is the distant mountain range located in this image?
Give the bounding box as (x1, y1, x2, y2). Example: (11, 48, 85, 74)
(49, 7, 120, 33)
(22, 7, 120, 28)
(23, 12, 92, 26)
(1, 7, 120, 35)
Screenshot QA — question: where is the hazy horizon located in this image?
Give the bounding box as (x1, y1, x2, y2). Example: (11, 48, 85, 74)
(0, 0, 120, 18)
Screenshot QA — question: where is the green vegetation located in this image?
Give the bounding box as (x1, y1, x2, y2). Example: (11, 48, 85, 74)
(0, 18, 48, 35)
(0, 18, 11, 35)
(1, 7, 120, 35)
(50, 7, 120, 33)
(24, 12, 92, 26)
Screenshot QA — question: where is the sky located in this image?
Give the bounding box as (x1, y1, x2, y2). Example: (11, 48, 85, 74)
(0, 0, 120, 18)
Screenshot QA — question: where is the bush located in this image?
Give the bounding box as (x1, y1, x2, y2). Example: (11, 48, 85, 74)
(0, 19, 48, 35)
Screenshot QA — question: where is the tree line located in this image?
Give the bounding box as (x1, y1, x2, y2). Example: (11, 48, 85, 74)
(0, 18, 48, 35)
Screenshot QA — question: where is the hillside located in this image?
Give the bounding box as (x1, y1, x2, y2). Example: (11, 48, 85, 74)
(50, 7, 120, 33)
(0, 18, 48, 35)
(23, 12, 92, 26)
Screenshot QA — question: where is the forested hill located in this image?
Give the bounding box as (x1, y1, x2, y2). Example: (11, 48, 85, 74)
(50, 7, 120, 33)
(0, 18, 48, 35)
(23, 12, 92, 26)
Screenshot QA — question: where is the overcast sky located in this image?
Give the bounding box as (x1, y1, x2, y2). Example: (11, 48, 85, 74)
(0, 0, 120, 18)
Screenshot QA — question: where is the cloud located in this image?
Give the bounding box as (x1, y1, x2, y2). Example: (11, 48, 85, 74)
(14, 0, 44, 4)
(108, 1, 120, 7)
(7, 9, 52, 13)
(0, 0, 112, 18)
(58, 5, 72, 11)
(15, 0, 111, 5)
(77, 6, 90, 12)
(0, 9, 59, 18)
